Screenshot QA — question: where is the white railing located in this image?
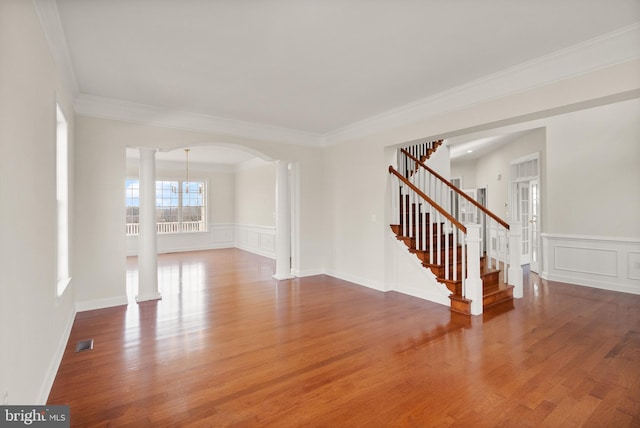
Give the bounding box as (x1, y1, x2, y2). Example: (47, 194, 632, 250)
(126, 221, 205, 236)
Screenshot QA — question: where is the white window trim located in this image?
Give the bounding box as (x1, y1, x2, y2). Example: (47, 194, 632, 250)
(56, 102, 71, 297)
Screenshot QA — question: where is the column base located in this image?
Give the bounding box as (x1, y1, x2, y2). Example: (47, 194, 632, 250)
(135, 292, 162, 303)
(273, 273, 295, 281)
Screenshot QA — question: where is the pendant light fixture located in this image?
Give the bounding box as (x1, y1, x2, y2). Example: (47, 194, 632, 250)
(184, 148, 190, 193)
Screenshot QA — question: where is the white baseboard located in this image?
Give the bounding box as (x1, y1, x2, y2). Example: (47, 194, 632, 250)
(291, 268, 325, 277)
(324, 269, 387, 292)
(76, 295, 129, 312)
(541, 233, 640, 295)
(37, 305, 76, 404)
(156, 242, 234, 255)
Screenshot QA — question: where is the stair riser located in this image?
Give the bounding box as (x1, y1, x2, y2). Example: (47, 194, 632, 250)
(483, 287, 514, 308)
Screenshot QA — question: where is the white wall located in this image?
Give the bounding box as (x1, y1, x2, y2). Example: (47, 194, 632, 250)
(0, 0, 76, 404)
(233, 158, 277, 258)
(324, 139, 389, 289)
(544, 99, 640, 237)
(235, 159, 276, 227)
(450, 159, 477, 189)
(540, 99, 640, 294)
(452, 128, 546, 219)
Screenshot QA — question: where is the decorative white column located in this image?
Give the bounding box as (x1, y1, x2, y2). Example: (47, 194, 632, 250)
(136, 147, 161, 302)
(274, 160, 294, 280)
(465, 224, 483, 316)
(508, 222, 524, 298)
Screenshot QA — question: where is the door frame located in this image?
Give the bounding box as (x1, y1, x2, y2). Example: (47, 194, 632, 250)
(510, 153, 541, 271)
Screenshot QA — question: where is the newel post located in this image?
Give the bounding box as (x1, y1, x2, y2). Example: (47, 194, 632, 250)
(508, 222, 524, 298)
(466, 224, 483, 316)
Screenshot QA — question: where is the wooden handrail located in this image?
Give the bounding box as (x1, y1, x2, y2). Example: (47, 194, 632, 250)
(389, 166, 467, 234)
(401, 149, 510, 230)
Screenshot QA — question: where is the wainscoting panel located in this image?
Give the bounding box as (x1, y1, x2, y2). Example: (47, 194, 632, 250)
(210, 224, 235, 247)
(541, 233, 640, 295)
(234, 224, 276, 259)
(629, 252, 640, 281)
(554, 246, 618, 277)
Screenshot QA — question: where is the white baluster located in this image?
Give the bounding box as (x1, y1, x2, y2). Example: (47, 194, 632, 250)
(429, 206, 434, 265)
(436, 214, 442, 266)
(444, 222, 450, 280)
(453, 225, 457, 282)
(421, 204, 427, 251)
(408, 189, 414, 239)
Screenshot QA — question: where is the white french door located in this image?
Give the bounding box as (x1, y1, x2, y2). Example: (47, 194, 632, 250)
(529, 180, 540, 273)
(511, 154, 541, 271)
(517, 182, 531, 265)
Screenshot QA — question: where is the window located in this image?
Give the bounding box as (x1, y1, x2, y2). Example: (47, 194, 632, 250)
(126, 179, 206, 235)
(125, 179, 140, 235)
(56, 103, 70, 296)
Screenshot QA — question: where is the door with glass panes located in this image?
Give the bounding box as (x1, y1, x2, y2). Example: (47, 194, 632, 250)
(511, 155, 540, 272)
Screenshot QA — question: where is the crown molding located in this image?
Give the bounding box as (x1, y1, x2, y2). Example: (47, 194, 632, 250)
(74, 94, 322, 146)
(33, 0, 639, 148)
(321, 23, 640, 146)
(32, 0, 79, 100)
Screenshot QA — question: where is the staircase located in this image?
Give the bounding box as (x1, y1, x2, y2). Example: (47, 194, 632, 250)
(389, 141, 522, 315)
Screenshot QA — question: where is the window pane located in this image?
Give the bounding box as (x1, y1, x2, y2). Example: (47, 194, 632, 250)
(182, 181, 205, 228)
(125, 179, 140, 222)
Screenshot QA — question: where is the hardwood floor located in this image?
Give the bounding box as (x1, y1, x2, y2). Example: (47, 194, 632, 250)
(48, 249, 640, 427)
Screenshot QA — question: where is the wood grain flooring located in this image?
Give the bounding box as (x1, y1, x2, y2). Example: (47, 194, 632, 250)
(48, 249, 640, 427)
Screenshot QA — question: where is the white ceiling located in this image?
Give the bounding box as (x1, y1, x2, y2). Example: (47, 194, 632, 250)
(44, 1, 639, 164)
(447, 129, 539, 162)
(55, 0, 640, 138)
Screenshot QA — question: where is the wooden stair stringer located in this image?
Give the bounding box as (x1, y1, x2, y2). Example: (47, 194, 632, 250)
(390, 223, 514, 314)
(387, 228, 453, 307)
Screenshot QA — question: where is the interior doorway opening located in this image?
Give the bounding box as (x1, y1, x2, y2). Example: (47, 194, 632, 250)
(510, 154, 541, 272)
